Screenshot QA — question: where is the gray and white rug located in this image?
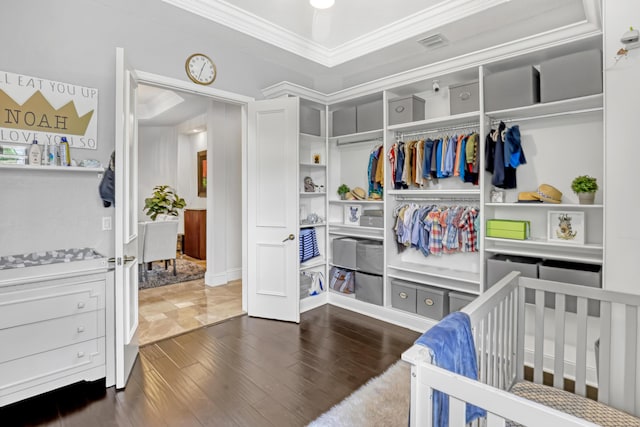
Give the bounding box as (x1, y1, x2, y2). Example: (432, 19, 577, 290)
(309, 361, 410, 427)
(138, 258, 205, 290)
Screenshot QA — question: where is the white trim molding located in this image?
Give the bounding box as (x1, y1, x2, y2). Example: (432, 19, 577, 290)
(161, 0, 511, 67)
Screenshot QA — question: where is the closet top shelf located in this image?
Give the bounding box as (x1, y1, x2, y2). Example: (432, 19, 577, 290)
(486, 93, 602, 121)
(388, 111, 480, 133)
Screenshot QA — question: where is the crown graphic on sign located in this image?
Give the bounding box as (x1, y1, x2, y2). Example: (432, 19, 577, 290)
(0, 89, 94, 135)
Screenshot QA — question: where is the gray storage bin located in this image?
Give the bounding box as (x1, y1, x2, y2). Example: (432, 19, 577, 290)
(388, 95, 425, 125)
(539, 260, 602, 316)
(356, 100, 383, 132)
(356, 240, 383, 275)
(300, 105, 321, 136)
(487, 254, 542, 287)
(391, 280, 417, 314)
(540, 49, 602, 102)
(416, 286, 449, 320)
(484, 66, 540, 111)
(332, 237, 357, 269)
(449, 292, 476, 312)
(355, 271, 383, 306)
(360, 210, 383, 228)
(449, 81, 479, 115)
(332, 106, 356, 136)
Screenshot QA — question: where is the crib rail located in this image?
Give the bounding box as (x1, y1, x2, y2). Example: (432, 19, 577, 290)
(412, 361, 599, 427)
(518, 277, 640, 416)
(403, 272, 640, 425)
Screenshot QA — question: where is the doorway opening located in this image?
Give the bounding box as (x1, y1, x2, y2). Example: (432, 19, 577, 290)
(135, 82, 245, 345)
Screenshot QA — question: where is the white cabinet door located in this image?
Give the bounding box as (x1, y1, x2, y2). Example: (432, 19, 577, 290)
(247, 98, 300, 322)
(114, 47, 139, 388)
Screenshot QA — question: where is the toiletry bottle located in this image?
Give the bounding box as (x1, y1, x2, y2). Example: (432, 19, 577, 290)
(50, 142, 58, 165)
(41, 144, 50, 166)
(59, 137, 70, 166)
(28, 139, 42, 165)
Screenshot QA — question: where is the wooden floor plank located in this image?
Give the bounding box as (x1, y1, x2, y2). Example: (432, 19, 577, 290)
(1, 305, 420, 426)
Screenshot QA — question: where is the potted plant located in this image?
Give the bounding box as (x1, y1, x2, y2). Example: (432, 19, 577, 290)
(337, 184, 350, 200)
(144, 185, 187, 220)
(571, 175, 598, 205)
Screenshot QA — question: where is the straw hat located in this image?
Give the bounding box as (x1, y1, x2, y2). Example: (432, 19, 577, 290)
(351, 187, 366, 200)
(535, 184, 562, 203)
(517, 192, 540, 202)
(344, 192, 355, 200)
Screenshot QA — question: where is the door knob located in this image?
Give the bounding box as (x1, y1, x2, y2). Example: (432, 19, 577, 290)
(282, 234, 295, 242)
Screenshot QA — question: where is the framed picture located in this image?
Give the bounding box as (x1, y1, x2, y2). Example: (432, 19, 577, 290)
(548, 211, 585, 244)
(344, 205, 361, 225)
(197, 150, 207, 197)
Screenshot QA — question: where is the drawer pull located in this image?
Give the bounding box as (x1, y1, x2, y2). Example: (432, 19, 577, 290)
(424, 298, 434, 306)
(77, 326, 85, 333)
(458, 91, 471, 101)
(395, 105, 405, 113)
(77, 302, 86, 309)
(77, 351, 85, 358)
(399, 292, 408, 299)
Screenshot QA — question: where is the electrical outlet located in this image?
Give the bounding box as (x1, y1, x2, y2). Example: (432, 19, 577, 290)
(102, 217, 112, 231)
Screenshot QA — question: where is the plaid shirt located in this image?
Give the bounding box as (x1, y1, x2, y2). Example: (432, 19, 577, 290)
(425, 210, 443, 256)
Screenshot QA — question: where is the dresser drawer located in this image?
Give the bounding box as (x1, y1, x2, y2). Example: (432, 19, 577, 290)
(0, 338, 105, 394)
(0, 309, 104, 363)
(0, 279, 105, 329)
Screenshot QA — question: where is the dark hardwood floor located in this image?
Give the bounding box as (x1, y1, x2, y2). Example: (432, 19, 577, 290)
(1, 305, 420, 426)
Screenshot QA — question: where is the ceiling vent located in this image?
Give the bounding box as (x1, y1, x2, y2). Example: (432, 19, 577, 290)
(417, 34, 448, 50)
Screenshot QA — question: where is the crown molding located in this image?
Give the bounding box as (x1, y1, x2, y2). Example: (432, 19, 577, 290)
(262, 19, 602, 105)
(162, 0, 511, 68)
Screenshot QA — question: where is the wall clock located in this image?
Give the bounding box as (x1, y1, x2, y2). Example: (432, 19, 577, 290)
(185, 53, 217, 85)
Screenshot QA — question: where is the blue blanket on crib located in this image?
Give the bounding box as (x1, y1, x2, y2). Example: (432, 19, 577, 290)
(415, 311, 486, 427)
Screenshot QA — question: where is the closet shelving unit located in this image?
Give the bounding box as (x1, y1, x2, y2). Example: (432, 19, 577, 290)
(482, 89, 604, 266)
(298, 106, 329, 311)
(326, 94, 386, 266)
(382, 67, 486, 315)
(263, 35, 604, 329)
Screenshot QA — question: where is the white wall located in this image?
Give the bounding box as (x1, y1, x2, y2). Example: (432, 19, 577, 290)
(138, 126, 178, 223)
(603, 1, 640, 295)
(205, 101, 243, 285)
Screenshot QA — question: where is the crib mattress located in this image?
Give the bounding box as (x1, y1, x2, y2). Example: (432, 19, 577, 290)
(508, 381, 640, 427)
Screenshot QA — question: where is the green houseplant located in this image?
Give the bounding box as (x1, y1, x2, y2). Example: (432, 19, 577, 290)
(337, 184, 350, 200)
(144, 185, 186, 220)
(571, 175, 598, 205)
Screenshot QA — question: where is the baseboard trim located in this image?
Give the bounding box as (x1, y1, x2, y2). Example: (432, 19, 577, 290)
(204, 268, 242, 287)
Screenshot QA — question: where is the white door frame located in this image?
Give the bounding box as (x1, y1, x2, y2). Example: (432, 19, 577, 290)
(133, 69, 253, 312)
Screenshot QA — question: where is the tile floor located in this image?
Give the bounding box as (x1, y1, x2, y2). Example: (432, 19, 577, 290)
(138, 261, 244, 346)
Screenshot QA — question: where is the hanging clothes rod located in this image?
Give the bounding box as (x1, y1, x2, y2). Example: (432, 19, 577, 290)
(396, 122, 480, 139)
(335, 136, 383, 146)
(394, 196, 480, 203)
(490, 107, 602, 125)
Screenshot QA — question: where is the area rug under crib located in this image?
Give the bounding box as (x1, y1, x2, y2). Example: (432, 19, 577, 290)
(308, 360, 410, 427)
(138, 258, 205, 290)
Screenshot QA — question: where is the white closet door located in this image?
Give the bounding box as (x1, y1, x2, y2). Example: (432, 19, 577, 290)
(114, 47, 139, 388)
(247, 97, 300, 323)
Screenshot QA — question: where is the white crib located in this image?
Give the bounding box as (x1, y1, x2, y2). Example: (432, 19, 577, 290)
(402, 271, 640, 426)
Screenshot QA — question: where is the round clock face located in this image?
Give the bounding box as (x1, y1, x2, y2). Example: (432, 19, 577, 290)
(186, 53, 217, 85)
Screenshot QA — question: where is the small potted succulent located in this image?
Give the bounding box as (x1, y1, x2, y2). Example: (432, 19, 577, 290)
(337, 184, 350, 200)
(571, 175, 598, 205)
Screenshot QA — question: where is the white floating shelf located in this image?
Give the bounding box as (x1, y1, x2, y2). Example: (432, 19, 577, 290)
(486, 94, 603, 121)
(387, 260, 480, 285)
(299, 162, 326, 168)
(0, 164, 104, 173)
(388, 189, 480, 197)
(329, 199, 384, 204)
(486, 203, 603, 209)
(329, 129, 383, 145)
(300, 257, 326, 271)
(300, 222, 326, 229)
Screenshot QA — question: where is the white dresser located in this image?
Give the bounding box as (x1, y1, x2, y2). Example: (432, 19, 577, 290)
(0, 256, 108, 407)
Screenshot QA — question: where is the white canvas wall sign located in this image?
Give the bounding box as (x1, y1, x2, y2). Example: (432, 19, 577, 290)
(0, 71, 98, 149)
